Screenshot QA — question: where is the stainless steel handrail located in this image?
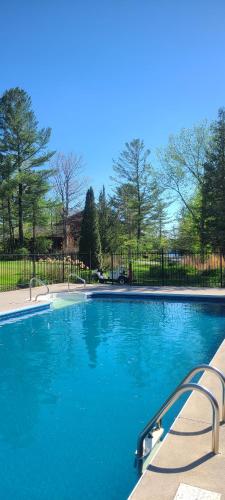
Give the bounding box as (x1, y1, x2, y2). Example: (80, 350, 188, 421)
(136, 382, 220, 461)
(29, 277, 49, 302)
(182, 364, 225, 421)
(68, 273, 86, 290)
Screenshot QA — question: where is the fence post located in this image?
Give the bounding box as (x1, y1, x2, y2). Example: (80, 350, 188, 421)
(220, 251, 223, 288)
(161, 248, 165, 286)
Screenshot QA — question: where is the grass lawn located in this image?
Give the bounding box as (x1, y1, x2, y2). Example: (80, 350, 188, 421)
(0, 260, 91, 291)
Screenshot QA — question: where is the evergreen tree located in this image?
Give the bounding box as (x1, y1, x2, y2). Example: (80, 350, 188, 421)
(79, 187, 102, 268)
(24, 171, 51, 253)
(203, 108, 225, 253)
(0, 87, 54, 248)
(112, 139, 158, 249)
(98, 185, 122, 253)
(111, 183, 137, 242)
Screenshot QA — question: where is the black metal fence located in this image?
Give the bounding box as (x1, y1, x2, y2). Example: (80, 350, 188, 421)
(0, 251, 225, 292)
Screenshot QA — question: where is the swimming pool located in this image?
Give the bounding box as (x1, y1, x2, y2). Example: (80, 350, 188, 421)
(0, 297, 225, 499)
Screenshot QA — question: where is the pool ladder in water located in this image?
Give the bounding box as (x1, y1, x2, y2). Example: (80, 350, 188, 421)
(136, 364, 225, 474)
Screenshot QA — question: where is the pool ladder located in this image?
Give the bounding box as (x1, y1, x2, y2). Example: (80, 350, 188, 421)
(29, 277, 50, 302)
(136, 364, 225, 474)
(68, 273, 86, 290)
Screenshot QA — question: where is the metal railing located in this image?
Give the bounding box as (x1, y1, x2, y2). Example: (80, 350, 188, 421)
(136, 382, 220, 464)
(182, 364, 225, 421)
(29, 277, 49, 302)
(68, 273, 86, 291)
(136, 363, 225, 468)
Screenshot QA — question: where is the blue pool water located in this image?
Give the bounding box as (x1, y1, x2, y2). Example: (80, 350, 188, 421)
(0, 298, 225, 500)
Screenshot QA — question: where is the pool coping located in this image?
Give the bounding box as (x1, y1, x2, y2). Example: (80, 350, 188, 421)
(85, 291, 225, 302)
(0, 302, 51, 322)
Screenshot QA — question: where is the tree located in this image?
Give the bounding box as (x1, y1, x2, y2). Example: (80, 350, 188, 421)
(0, 87, 54, 248)
(150, 196, 172, 248)
(173, 198, 202, 251)
(112, 139, 158, 249)
(79, 187, 102, 268)
(203, 108, 225, 253)
(111, 183, 137, 242)
(0, 153, 16, 251)
(53, 153, 86, 249)
(98, 185, 122, 253)
(24, 171, 50, 253)
(158, 123, 209, 250)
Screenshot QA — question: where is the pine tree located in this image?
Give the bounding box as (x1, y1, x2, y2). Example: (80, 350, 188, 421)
(98, 186, 123, 253)
(0, 87, 54, 248)
(203, 108, 225, 253)
(24, 171, 50, 253)
(79, 187, 102, 268)
(112, 139, 158, 249)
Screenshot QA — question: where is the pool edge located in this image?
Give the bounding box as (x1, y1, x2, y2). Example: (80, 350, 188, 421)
(0, 302, 51, 322)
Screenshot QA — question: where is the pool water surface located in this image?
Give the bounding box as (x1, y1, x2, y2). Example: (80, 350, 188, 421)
(0, 298, 225, 499)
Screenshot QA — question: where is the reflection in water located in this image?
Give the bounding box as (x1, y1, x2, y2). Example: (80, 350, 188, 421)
(0, 299, 224, 500)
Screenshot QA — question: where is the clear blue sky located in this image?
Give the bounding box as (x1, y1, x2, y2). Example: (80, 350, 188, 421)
(1, 0, 225, 194)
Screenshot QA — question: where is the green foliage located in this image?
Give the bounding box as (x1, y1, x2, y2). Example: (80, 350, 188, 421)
(14, 247, 29, 256)
(158, 123, 209, 251)
(173, 205, 201, 251)
(32, 237, 52, 254)
(79, 187, 102, 268)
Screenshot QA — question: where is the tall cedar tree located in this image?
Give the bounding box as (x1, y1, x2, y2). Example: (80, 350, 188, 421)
(203, 108, 225, 253)
(0, 87, 54, 248)
(79, 187, 102, 268)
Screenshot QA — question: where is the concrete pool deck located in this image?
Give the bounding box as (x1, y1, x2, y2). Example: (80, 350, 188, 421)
(1, 283, 225, 313)
(0, 284, 225, 499)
